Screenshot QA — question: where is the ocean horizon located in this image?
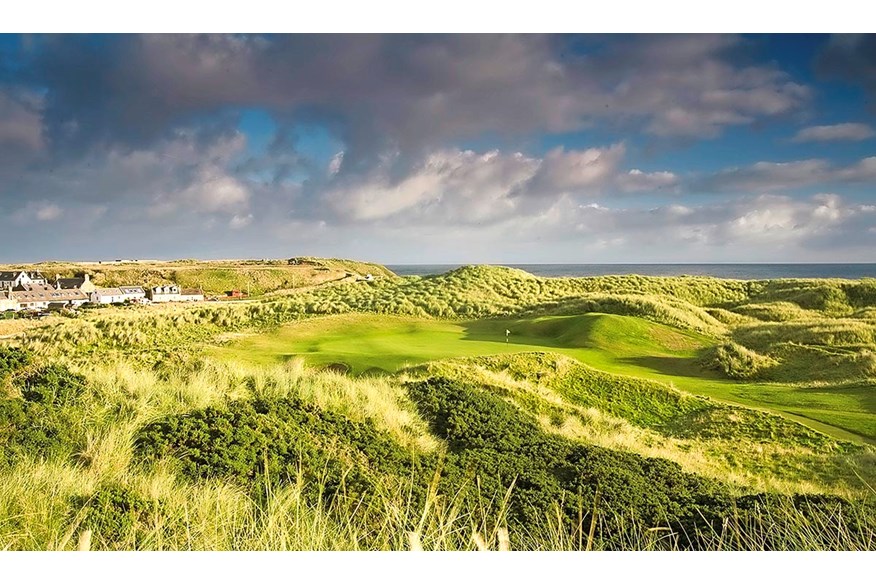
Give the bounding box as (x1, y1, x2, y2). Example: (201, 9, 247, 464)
(386, 263, 876, 279)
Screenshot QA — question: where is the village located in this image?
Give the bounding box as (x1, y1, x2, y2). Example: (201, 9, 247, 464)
(0, 270, 207, 315)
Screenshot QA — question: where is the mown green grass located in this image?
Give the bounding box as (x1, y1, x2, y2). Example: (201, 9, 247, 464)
(213, 312, 876, 444)
(212, 312, 707, 371)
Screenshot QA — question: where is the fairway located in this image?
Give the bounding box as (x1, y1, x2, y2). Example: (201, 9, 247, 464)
(212, 312, 876, 444)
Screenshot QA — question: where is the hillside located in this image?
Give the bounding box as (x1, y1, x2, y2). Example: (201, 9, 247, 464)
(1, 263, 874, 550)
(1, 257, 395, 296)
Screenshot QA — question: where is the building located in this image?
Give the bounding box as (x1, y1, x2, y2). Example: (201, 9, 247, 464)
(147, 285, 181, 303)
(11, 284, 88, 310)
(54, 273, 97, 294)
(90, 288, 128, 304)
(179, 288, 205, 302)
(119, 286, 146, 303)
(0, 271, 47, 290)
(0, 290, 17, 311)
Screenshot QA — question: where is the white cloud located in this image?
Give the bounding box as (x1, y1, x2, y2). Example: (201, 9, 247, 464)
(321, 144, 677, 224)
(324, 149, 540, 223)
(328, 152, 344, 176)
(179, 170, 251, 213)
(229, 214, 253, 229)
(528, 145, 625, 194)
(791, 123, 875, 143)
(11, 201, 63, 223)
(35, 203, 63, 221)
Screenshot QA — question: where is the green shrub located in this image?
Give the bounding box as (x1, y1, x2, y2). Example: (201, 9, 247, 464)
(20, 364, 87, 407)
(0, 398, 80, 466)
(406, 377, 735, 547)
(134, 397, 428, 504)
(0, 346, 31, 380)
(71, 484, 158, 544)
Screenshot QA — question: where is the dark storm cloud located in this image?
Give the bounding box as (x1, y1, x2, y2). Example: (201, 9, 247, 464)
(18, 34, 811, 158)
(0, 87, 43, 168)
(817, 34, 876, 109)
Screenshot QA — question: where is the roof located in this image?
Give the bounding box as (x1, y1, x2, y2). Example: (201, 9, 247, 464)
(180, 288, 204, 296)
(94, 288, 125, 296)
(119, 286, 145, 294)
(55, 277, 86, 289)
(11, 284, 87, 302)
(1, 271, 46, 279)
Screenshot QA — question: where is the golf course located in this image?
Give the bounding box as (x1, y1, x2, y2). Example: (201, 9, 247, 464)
(3, 262, 875, 550)
(213, 311, 875, 445)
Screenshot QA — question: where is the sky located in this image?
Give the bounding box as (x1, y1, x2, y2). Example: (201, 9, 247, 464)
(1, 33, 875, 264)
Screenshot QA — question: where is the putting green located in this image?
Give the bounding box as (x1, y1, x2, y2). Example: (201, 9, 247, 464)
(211, 312, 876, 444)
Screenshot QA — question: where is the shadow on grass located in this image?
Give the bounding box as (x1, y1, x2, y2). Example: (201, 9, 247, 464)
(458, 317, 595, 351)
(615, 354, 715, 380)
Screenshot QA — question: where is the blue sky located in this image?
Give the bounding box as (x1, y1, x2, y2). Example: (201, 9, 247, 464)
(1, 34, 874, 263)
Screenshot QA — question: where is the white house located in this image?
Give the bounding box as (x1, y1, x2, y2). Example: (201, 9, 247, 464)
(90, 288, 128, 304)
(55, 273, 97, 294)
(147, 285, 181, 303)
(0, 271, 47, 290)
(119, 286, 146, 303)
(0, 290, 18, 311)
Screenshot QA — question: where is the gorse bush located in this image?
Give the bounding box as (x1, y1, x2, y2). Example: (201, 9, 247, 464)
(0, 346, 31, 381)
(0, 362, 88, 468)
(134, 397, 428, 505)
(133, 376, 753, 549)
(407, 376, 855, 549)
(20, 364, 88, 407)
(0, 398, 80, 468)
(71, 483, 159, 545)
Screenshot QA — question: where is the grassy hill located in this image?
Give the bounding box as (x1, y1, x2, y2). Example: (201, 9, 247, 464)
(1, 257, 395, 296)
(1, 262, 874, 550)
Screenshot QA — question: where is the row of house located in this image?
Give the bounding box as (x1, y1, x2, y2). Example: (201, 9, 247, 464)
(0, 271, 204, 312)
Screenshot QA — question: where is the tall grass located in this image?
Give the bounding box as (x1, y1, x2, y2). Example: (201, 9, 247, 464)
(1, 460, 872, 551)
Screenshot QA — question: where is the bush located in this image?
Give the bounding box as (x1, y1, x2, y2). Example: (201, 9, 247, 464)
(20, 364, 87, 406)
(406, 377, 734, 547)
(0, 346, 31, 380)
(134, 397, 427, 504)
(0, 397, 80, 466)
(71, 484, 158, 544)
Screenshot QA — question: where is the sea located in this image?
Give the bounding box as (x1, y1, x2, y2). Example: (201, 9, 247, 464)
(386, 264, 876, 280)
